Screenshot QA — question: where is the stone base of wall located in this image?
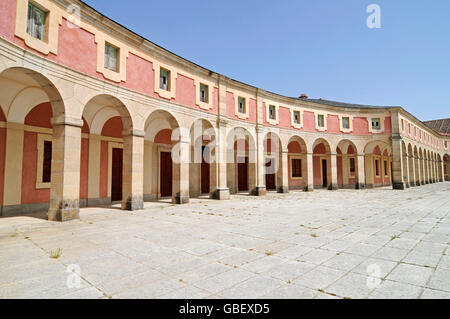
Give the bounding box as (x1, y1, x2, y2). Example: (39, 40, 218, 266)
(393, 182, 406, 190)
(251, 186, 267, 196)
(211, 188, 230, 200)
(277, 186, 289, 193)
(1, 202, 50, 217)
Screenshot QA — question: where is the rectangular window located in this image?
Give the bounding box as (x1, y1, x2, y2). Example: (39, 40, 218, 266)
(318, 114, 324, 127)
(42, 141, 52, 183)
(200, 83, 208, 103)
(292, 159, 302, 178)
(293, 111, 300, 124)
(269, 105, 276, 120)
(27, 2, 47, 41)
(342, 117, 350, 129)
(401, 120, 404, 131)
(238, 97, 246, 113)
(445, 141, 448, 148)
(104, 43, 119, 72)
(372, 118, 381, 130)
(384, 160, 388, 176)
(375, 159, 380, 176)
(160, 68, 170, 91)
(349, 158, 355, 173)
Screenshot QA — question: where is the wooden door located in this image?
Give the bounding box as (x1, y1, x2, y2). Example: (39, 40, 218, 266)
(237, 157, 248, 191)
(111, 148, 123, 202)
(201, 146, 210, 194)
(265, 158, 276, 190)
(160, 151, 173, 197)
(322, 159, 328, 188)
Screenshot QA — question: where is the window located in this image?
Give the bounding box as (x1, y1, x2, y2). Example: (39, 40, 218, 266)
(104, 43, 119, 72)
(27, 2, 47, 41)
(42, 141, 52, 183)
(318, 114, 324, 127)
(401, 120, 404, 131)
(342, 117, 350, 129)
(269, 105, 276, 120)
(375, 159, 380, 176)
(372, 118, 381, 130)
(292, 159, 302, 178)
(409, 124, 412, 135)
(349, 158, 355, 173)
(238, 97, 246, 113)
(293, 111, 300, 124)
(160, 68, 170, 91)
(384, 160, 388, 176)
(199, 83, 209, 103)
(445, 141, 448, 149)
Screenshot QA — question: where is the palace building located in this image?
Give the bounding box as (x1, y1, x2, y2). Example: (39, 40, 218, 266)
(0, 0, 448, 221)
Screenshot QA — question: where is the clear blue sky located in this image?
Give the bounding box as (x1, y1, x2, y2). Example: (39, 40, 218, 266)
(83, 0, 450, 121)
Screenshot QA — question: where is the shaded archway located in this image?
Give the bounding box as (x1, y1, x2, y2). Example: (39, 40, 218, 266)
(364, 141, 392, 188)
(144, 109, 183, 203)
(407, 144, 415, 187)
(226, 127, 256, 194)
(189, 119, 217, 198)
(444, 154, 450, 181)
(287, 136, 307, 191)
(82, 94, 136, 210)
(336, 140, 359, 189)
(312, 138, 332, 189)
(263, 132, 283, 192)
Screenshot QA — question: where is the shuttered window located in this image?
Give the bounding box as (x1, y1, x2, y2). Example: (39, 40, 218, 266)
(27, 3, 47, 41)
(292, 159, 302, 178)
(105, 43, 119, 72)
(42, 141, 52, 183)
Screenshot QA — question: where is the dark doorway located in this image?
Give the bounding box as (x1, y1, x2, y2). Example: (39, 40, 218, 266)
(160, 151, 173, 197)
(201, 146, 210, 194)
(322, 159, 328, 188)
(237, 156, 248, 191)
(111, 148, 123, 202)
(265, 158, 276, 190)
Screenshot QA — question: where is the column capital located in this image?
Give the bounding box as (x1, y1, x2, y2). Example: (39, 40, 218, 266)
(357, 153, 365, 157)
(217, 118, 229, 128)
(122, 129, 145, 138)
(256, 126, 266, 134)
(51, 116, 83, 128)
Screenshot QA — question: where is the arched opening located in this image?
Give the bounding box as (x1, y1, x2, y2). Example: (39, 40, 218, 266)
(144, 110, 181, 203)
(263, 132, 282, 192)
(0, 67, 70, 220)
(81, 95, 133, 208)
(413, 146, 420, 186)
(189, 119, 216, 198)
(287, 136, 307, 191)
(444, 154, 450, 181)
(418, 148, 425, 185)
(336, 140, 358, 189)
(226, 127, 256, 194)
(408, 144, 415, 187)
(437, 154, 443, 182)
(312, 138, 332, 189)
(364, 141, 392, 188)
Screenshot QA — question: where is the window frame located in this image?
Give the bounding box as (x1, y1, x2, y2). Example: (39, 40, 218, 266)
(160, 67, 171, 91)
(372, 118, 381, 130)
(104, 42, 120, 72)
(26, 2, 48, 42)
(317, 114, 325, 128)
(199, 83, 209, 103)
(290, 157, 303, 179)
(269, 105, 276, 120)
(342, 116, 350, 129)
(349, 157, 356, 174)
(238, 97, 246, 114)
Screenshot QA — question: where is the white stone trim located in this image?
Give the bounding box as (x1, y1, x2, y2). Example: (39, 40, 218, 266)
(194, 78, 215, 110)
(264, 101, 279, 125)
(339, 115, 354, 133)
(314, 111, 328, 132)
(153, 61, 178, 100)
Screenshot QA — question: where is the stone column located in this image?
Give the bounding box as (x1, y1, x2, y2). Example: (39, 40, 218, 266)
(305, 152, 314, 191)
(87, 135, 101, 206)
(278, 148, 289, 193)
(48, 117, 83, 222)
(409, 155, 416, 187)
(391, 136, 406, 190)
(252, 127, 266, 196)
(121, 130, 144, 211)
(2, 123, 25, 215)
(356, 153, 365, 189)
(211, 119, 230, 199)
(172, 134, 190, 204)
(329, 152, 338, 190)
(440, 159, 445, 182)
(415, 155, 421, 186)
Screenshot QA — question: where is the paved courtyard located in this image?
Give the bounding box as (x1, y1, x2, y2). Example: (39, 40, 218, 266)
(0, 183, 449, 299)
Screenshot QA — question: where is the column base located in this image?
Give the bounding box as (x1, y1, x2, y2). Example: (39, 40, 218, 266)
(304, 185, 314, 192)
(416, 182, 421, 187)
(122, 195, 144, 211)
(328, 183, 338, 191)
(356, 183, 365, 190)
(409, 182, 416, 187)
(48, 200, 80, 222)
(211, 188, 230, 200)
(277, 186, 289, 194)
(173, 194, 190, 205)
(251, 186, 267, 196)
(393, 182, 406, 190)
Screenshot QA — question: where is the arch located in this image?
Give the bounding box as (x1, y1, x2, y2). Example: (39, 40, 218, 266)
(444, 154, 450, 181)
(189, 118, 217, 198)
(312, 138, 332, 189)
(407, 144, 415, 187)
(145, 109, 180, 142)
(226, 127, 257, 194)
(364, 140, 393, 188)
(83, 94, 133, 134)
(7, 87, 49, 123)
(1, 67, 65, 120)
(336, 139, 359, 189)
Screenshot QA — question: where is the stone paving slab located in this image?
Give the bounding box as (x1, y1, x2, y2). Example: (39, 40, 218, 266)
(0, 183, 449, 299)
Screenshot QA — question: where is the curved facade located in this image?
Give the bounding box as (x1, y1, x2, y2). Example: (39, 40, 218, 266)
(0, 0, 448, 221)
